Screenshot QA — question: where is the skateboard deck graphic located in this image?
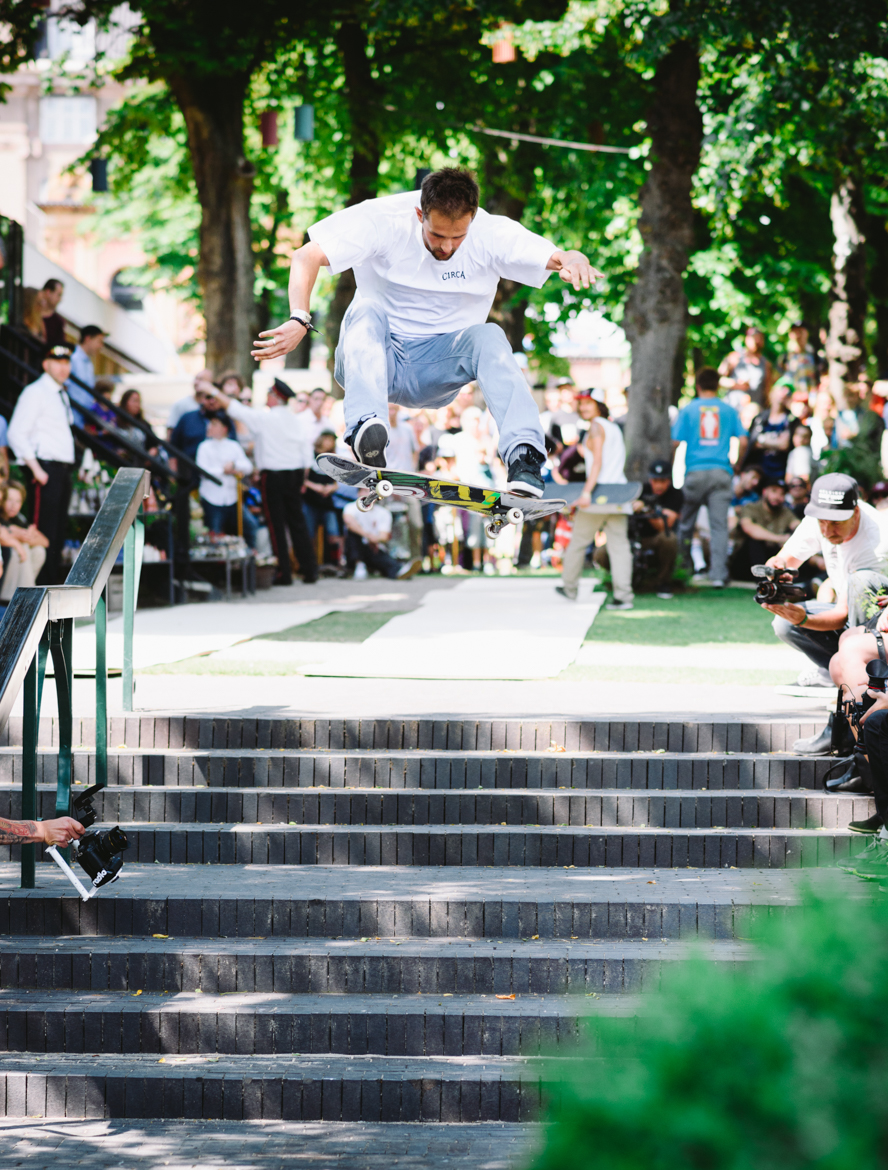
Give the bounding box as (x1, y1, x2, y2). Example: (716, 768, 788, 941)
(542, 481, 642, 512)
(318, 454, 566, 536)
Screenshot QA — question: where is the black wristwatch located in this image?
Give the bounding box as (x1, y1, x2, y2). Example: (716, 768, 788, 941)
(290, 311, 319, 334)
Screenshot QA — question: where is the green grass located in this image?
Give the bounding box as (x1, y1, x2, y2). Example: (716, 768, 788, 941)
(585, 586, 773, 647)
(257, 611, 404, 643)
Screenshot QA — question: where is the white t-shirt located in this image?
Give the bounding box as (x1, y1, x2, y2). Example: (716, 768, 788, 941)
(343, 500, 392, 543)
(309, 190, 556, 338)
(781, 500, 888, 594)
(386, 418, 418, 471)
(196, 437, 253, 506)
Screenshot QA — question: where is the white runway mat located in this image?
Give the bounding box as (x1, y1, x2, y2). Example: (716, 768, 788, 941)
(307, 578, 603, 680)
(72, 602, 360, 671)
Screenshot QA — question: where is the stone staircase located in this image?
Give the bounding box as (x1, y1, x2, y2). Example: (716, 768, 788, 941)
(0, 714, 863, 1125)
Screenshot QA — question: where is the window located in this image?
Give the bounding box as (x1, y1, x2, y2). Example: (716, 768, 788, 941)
(39, 96, 98, 145)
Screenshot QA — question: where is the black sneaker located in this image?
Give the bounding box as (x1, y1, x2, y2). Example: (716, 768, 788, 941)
(506, 448, 544, 497)
(849, 814, 885, 835)
(348, 418, 388, 467)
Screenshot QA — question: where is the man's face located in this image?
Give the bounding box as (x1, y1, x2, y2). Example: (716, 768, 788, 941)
(202, 393, 221, 412)
(309, 390, 326, 417)
(82, 334, 106, 356)
(790, 326, 808, 349)
(788, 479, 808, 503)
(746, 329, 764, 354)
(416, 207, 474, 261)
(818, 508, 859, 545)
(388, 404, 400, 426)
(43, 356, 71, 384)
(207, 418, 227, 440)
(649, 477, 671, 496)
(43, 285, 63, 309)
(544, 389, 560, 412)
(576, 396, 598, 421)
(763, 485, 786, 510)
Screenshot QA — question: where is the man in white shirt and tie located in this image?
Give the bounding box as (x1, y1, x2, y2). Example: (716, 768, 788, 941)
(8, 344, 77, 584)
(212, 378, 318, 585)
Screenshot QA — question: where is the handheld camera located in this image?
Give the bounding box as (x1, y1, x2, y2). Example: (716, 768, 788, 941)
(752, 564, 808, 607)
(46, 783, 129, 902)
(841, 659, 888, 731)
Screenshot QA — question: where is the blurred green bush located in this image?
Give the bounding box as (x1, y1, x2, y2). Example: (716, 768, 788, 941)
(532, 891, 888, 1170)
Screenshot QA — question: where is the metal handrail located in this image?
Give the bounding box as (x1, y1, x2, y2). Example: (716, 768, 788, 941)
(0, 467, 149, 889)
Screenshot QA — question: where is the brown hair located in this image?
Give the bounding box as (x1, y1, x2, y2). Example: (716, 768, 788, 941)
(696, 366, 720, 393)
(420, 168, 480, 221)
(216, 370, 245, 393)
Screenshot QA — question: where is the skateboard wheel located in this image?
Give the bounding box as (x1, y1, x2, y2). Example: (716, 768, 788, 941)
(507, 508, 524, 526)
(486, 523, 500, 540)
(356, 496, 375, 513)
(376, 479, 394, 499)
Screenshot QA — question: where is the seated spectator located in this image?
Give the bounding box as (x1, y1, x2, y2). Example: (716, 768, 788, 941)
(0, 481, 48, 601)
(632, 459, 683, 598)
(167, 368, 215, 436)
(115, 390, 161, 457)
(303, 431, 344, 568)
(745, 380, 797, 480)
(733, 465, 762, 507)
(195, 413, 258, 547)
(786, 477, 811, 519)
(729, 477, 799, 580)
(343, 490, 421, 580)
(870, 481, 888, 512)
(785, 423, 814, 483)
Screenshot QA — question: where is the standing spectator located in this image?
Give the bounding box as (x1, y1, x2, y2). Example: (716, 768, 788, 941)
(114, 390, 161, 457)
(67, 324, 107, 424)
(8, 343, 77, 585)
(213, 378, 318, 585)
(303, 432, 344, 568)
(386, 404, 418, 471)
(195, 413, 258, 547)
(167, 368, 215, 435)
(557, 388, 634, 609)
(780, 322, 818, 397)
(632, 459, 684, 599)
(0, 481, 48, 600)
(301, 388, 330, 449)
(672, 366, 748, 588)
(343, 490, 421, 579)
(719, 326, 773, 410)
(785, 424, 814, 483)
(170, 386, 232, 465)
(745, 380, 797, 480)
(729, 477, 799, 579)
(37, 280, 65, 348)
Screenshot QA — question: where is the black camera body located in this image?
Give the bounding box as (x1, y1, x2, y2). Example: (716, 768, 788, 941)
(752, 564, 808, 607)
(72, 784, 129, 890)
(842, 659, 888, 731)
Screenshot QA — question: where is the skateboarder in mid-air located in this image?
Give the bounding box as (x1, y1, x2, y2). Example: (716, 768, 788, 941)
(251, 168, 601, 499)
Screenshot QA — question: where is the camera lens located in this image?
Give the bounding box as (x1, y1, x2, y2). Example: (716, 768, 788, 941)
(105, 826, 129, 853)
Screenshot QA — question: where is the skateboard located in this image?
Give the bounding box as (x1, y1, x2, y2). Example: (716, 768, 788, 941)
(318, 454, 566, 538)
(542, 481, 642, 513)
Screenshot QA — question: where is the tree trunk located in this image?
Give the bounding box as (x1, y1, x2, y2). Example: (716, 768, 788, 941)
(870, 215, 888, 380)
(327, 16, 381, 370)
(169, 75, 256, 380)
(622, 39, 702, 480)
(827, 170, 867, 405)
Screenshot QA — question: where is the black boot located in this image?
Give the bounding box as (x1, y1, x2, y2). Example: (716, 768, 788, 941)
(849, 813, 884, 834)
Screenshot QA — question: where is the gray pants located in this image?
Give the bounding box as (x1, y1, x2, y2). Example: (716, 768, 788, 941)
(561, 511, 633, 604)
(677, 467, 733, 583)
(771, 569, 888, 671)
(334, 299, 545, 465)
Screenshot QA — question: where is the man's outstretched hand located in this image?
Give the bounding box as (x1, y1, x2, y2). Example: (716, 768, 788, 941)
(250, 320, 307, 362)
(548, 249, 604, 292)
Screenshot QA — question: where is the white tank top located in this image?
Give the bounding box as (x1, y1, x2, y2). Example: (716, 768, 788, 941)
(584, 417, 627, 484)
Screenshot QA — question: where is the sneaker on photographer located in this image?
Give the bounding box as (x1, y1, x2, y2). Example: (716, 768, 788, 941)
(796, 667, 834, 688)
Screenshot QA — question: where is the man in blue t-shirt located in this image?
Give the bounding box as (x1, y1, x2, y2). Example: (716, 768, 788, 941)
(671, 366, 748, 586)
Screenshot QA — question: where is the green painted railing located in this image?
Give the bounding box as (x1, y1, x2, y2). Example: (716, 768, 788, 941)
(0, 468, 149, 887)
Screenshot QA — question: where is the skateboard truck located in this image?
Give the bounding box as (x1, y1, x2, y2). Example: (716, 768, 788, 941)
(356, 478, 394, 512)
(486, 508, 524, 540)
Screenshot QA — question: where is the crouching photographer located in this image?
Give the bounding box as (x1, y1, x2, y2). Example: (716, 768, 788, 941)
(760, 474, 888, 734)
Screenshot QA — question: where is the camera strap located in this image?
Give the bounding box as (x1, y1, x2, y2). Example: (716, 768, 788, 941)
(876, 631, 887, 666)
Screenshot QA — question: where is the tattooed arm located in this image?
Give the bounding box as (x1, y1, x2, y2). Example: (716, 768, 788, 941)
(0, 817, 84, 846)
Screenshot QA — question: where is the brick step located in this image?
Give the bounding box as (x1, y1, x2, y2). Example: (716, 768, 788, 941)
(0, 864, 855, 939)
(12, 786, 869, 829)
(0, 937, 752, 995)
(0, 751, 839, 790)
(31, 822, 864, 870)
(0, 1051, 549, 1121)
(0, 989, 631, 1057)
(2, 715, 826, 754)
